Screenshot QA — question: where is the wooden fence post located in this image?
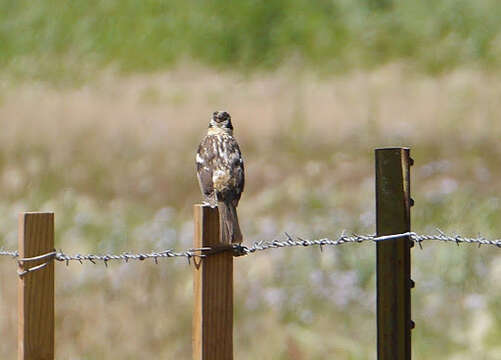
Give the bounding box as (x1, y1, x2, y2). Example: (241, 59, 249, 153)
(375, 148, 413, 360)
(192, 204, 233, 360)
(18, 212, 55, 360)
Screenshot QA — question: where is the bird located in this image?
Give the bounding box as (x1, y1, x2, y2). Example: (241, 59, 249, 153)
(196, 111, 244, 244)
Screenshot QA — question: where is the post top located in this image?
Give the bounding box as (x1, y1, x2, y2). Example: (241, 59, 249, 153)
(20, 212, 55, 215)
(193, 204, 217, 209)
(21, 212, 55, 214)
(375, 147, 410, 151)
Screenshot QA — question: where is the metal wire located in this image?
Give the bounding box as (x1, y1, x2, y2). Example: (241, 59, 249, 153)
(411, 230, 501, 248)
(2, 230, 501, 276)
(0, 249, 18, 258)
(54, 249, 206, 266)
(17, 261, 52, 277)
(18, 251, 57, 263)
(235, 231, 413, 255)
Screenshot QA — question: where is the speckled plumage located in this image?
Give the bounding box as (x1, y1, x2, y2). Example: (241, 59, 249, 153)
(196, 111, 244, 243)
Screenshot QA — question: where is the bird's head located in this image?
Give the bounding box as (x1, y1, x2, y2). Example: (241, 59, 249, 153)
(209, 111, 233, 133)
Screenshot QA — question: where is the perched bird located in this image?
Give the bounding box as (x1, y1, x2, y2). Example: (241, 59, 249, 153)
(196, 111, 244, 244)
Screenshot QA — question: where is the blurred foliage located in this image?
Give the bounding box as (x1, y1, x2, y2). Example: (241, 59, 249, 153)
(1, 67, 501, 358)
(1, 0, 501, 82)
(1, 1, 501, 354)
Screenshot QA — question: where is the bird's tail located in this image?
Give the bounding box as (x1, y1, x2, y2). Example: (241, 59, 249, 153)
(218, 201, 243, 244)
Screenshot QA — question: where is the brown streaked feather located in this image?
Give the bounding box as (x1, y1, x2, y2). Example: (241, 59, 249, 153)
(196, 134, 244, 205)
(196, 141, 214, 201)
(196, 117, 244, 243)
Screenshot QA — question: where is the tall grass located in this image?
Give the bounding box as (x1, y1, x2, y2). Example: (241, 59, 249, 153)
(1, 67, 501, 358)
(2, 0, 501, 82)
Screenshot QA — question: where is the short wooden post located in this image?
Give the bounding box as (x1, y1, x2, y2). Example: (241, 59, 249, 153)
(192, 205, 233, 360)
(18, 212, 55, 360)
(375, 148, 413, 360)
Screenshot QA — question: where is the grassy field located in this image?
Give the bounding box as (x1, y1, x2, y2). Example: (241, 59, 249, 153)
(2, 1, 501, 358)
(1, 65, 501, 358)
(2, 0, 501, 83)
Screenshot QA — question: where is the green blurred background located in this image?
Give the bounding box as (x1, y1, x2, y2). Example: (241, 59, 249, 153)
(3, 0, 501, 81)
(1, 1, 501, 359)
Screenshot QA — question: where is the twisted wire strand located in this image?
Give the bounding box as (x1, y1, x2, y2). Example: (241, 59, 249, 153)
(0, 249, 18, 258)
(411, 230, 501, 248)
(2, 230, 501, 276)
(54, 249, 206, 266)
(236, 232, 413, 255)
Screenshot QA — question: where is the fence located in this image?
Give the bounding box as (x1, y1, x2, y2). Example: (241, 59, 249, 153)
(2, 147, 501, 359)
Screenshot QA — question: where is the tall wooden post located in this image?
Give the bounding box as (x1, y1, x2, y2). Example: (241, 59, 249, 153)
(18, 212, 55, 360)
(192, 205, 233, 360)
(376, 148, 413, 360)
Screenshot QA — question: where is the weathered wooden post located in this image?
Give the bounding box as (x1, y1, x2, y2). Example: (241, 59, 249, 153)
(192, 204, 233, 360)
(375, 148, 413, 360)
(18, 212, 55, 360)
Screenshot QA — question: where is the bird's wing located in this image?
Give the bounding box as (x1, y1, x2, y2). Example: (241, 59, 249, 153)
(196, 136, 215, 198)
(229, 139, 244, 204)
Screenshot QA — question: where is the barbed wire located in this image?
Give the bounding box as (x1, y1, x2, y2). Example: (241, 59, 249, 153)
(237, 231, 413, 254)
(412, 230, 501, 248)
(0, 249, 18, 258)
(2, 230, 501, 276)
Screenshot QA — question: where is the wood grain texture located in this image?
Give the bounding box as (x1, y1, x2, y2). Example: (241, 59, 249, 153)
(193, 205, 233, 360)
(18, 213, 55, 360)
(375, 148, 412, 360)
